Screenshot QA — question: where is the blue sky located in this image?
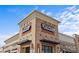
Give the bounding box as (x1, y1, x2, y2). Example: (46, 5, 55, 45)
(0, 5, 79, 47)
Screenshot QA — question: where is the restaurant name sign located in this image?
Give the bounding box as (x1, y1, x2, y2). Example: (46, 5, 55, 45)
(41, 23, 55, 32)
(22, 25, 31, 33)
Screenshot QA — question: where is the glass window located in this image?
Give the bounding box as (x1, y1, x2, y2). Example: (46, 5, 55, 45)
(25, 47, 30, 53)
(42, 45, 52, 53)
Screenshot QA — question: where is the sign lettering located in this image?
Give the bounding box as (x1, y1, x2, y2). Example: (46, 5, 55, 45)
(41, 23, 55, 32)
(22, 25, 31, 33)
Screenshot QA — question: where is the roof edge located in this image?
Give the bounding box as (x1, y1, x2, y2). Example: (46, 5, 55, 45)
(59, 33, 74, 39)
(4, 33, 19, 43)
(18, 10, 60, 25)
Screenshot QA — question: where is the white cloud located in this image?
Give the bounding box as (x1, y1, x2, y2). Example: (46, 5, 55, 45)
(74, 9, 79, 13)
(41, 9, 52, 16)
(56, 6, 79, 36)
(0, 34, 11, 47)
(41, 9, 46, 13)
(66, 6, 76, 12)
(46, 12, 52, 16)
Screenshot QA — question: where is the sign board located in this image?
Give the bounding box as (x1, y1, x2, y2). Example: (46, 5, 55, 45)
(41, 23, 55, 32)
(22, 25, 31, 33)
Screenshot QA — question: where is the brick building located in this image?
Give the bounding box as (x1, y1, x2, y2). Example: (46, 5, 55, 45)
(1, 10, 79, 53)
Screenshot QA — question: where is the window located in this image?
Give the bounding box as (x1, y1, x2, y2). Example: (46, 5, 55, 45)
(42, 45, 52, 53)
(25, 47, 30, 53)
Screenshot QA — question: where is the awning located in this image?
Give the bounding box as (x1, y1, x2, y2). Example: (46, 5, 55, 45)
(40, 39, 60, 44)
(17, 39, 31, 45)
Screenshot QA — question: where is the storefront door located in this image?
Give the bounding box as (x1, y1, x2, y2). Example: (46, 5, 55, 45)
(42, 45, 53, 53)
(25, 47, 30, 53)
